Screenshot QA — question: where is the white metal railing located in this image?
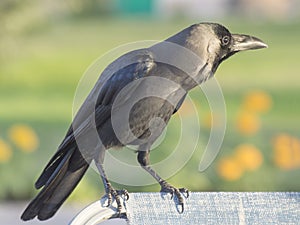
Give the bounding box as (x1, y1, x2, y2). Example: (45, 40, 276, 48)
(70, 192, 300, 225)
(69, 196, 127, 225)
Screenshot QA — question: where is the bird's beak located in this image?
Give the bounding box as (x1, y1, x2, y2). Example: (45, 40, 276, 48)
(231, 34, 268, 52)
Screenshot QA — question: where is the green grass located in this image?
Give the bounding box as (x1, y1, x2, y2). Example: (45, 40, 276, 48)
(0, 18, 300, 200)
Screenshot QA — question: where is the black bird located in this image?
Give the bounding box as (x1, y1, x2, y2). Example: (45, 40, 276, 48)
(21, 23, 267, 221)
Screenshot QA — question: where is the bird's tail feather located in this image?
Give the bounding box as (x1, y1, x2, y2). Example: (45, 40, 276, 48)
(21, 148, 91, 221)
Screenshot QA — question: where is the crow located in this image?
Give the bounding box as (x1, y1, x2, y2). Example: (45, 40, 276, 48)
(21, 22, 267, 221)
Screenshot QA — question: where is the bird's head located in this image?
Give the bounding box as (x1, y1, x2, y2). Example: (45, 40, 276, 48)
(166, 22, 267, 79)
(190, 23, 267, 73)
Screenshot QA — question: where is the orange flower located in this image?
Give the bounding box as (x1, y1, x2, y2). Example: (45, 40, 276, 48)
(0, 138, 12, 163)
(274, 144, 294, 170)
(217, 157, 244, 181)
(273, 134, 290, 147)
(291, 137, 300, 167)
(236, 111, 261, 135)
(234, 144, 263, 171)
(243, 91, 272, 113)
(8, 124, 39, 153)
(273, 134, 300, 170)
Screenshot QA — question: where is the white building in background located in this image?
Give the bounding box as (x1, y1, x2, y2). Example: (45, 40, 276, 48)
(153, 0, 300, 20)
(238, 0, 300, 20)
(154, 0, 231, 19)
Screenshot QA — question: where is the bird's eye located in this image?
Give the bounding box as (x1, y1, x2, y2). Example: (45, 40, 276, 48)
(221, 36, 230, 46)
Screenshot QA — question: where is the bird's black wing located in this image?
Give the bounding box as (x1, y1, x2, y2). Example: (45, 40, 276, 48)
(21, 50, 156, 221)
(35, 49, 156, 188)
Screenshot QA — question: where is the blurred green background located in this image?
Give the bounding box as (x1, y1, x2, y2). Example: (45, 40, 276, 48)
(1, 0, 300, 204)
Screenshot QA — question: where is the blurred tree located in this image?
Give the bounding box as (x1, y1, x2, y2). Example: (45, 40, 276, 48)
(65, 0, 114, 17)
(0, 0, 22, 61)
(0, 0, 116, 62)
(0, 0, 46, 61)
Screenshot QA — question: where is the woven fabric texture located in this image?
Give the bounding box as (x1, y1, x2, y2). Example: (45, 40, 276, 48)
(126, 192, 300, 225)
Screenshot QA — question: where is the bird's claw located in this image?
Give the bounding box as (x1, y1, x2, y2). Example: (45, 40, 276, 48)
(117, 189, 129, 201)
(179, 188, 190, 198)
(160, 181, 189, 213)
(104, 184, 129, 214)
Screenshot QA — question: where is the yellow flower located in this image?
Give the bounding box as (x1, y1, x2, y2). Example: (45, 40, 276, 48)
(217, 157, 244, 181)
(234, 144, 263, 171)
(8, 124, 39, 153)
(243, 91, 272, 113)
(274, 144, 294, 170)
(273, 134, 290, 147)
(273, 134, 300, 170)
(0, 138, 12, 162)
(291, 137, 300, 167)
(236, 111, 261, 135)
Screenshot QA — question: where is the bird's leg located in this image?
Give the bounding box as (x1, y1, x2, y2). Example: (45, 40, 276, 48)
(137, 150, 189, 213)
(95, 151, 129, 214)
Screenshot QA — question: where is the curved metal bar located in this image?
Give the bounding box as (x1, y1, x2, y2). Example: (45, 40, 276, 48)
(69, 196, 127, 225)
